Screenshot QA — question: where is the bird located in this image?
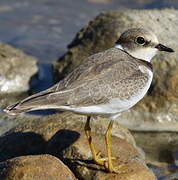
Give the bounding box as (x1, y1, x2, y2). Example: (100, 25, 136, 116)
(4, 28, 174, 173)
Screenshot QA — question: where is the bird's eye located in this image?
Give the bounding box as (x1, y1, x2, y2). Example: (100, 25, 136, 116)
(136, 37, 145, 45)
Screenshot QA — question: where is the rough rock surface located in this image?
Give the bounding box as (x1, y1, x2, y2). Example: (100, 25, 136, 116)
(0, 154, 77, 180)
(133, 131, 178, 179)
(0, 42, 38, 94)
(53, 9, 178, 131)
(0, 112, 39, 136)
(133, 132, 178, 163)
(0, 112, 156, 180)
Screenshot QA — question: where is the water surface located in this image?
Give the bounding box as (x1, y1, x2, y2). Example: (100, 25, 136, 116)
(0, 0, 177, 62)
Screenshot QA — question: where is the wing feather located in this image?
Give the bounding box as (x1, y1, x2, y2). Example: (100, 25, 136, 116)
(5, 48, 149, 114)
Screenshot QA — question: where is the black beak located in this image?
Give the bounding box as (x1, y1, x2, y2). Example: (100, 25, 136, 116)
(155, 44, 174, 52)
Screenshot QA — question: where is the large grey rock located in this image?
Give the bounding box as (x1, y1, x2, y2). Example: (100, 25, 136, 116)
(0, 42, 38, 94)
(0, 112, 156, 180)
(52, 9, 178, 131)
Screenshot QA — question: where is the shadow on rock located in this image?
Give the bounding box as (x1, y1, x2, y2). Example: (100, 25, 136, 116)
(0, 132, 46, 162)
(47, 129, 80, 157)
(0, 129, 80, 163)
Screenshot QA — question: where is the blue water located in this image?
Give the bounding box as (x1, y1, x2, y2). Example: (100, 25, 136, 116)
(0, 0, 177, 63)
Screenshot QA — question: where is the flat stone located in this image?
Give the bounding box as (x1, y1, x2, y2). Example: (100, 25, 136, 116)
(52, 9, 178, 131)
(0, 154, 77, 180)
(0, 112, 156, 179)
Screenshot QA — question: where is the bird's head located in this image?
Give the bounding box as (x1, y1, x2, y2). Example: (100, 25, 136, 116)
(115, 28, 174, 62)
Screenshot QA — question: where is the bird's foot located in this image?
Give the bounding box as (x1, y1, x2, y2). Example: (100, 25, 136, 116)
(92, 151, 116, 166)
(104, 162, 130, 174)
(93, 155, 105, 166)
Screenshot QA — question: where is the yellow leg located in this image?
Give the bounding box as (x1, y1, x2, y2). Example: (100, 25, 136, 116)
(84, 116, 105, 166)
(105, 120, 130, 174)
(105, 120, 115, 172)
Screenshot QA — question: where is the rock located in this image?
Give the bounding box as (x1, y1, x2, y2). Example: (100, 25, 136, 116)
(132, 131, 178, 179)
(0, 154, 77, 180)
(0, 112, 39, 136)
(0, 42, 39, 135)
(0, 112, 156, 179)
(132, 131, 178, 163)
(0, 42, 38, 94)
(52, 9, 178, 131)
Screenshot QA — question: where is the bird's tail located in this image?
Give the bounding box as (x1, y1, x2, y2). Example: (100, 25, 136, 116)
(4, 89, 67, 115)
(4, 101, 34, 115)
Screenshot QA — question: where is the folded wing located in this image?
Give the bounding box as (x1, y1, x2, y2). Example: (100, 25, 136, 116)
(5, 48, 146, 115)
